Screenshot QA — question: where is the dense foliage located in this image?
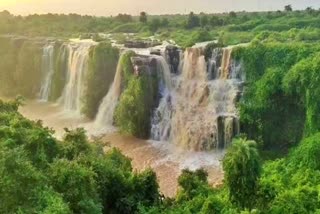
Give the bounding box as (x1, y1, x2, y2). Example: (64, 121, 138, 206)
(233, 41, 320, 149)
(2, 100, 319, 213)
(140, 136, 320, 213)
(0, 99, 160, 213)
(2, 6, 320, 213)
(223, 139, 261, 209)
(114, 52, 159, 138)
(0, 37, 42, 97)
(1, 7, 320, 47)
(2, 98, 319, 213)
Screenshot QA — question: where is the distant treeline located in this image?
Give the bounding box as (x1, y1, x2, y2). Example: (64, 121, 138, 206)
(1, 7, 320, 47)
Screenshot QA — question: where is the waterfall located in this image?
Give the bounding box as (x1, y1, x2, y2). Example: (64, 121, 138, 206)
(151, 45, 243, 151)
(220, 48, 232, 79)
(58, 42, 93, 114)
(150, 55, 173, 141)
(55, 40, 242, 151)
(39, 43, 55, 101)
(94, 54, 124, 128)
(170, 47, 213, 150)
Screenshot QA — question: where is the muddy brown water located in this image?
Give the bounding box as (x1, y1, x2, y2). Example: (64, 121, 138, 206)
(18, 100, 224, 197)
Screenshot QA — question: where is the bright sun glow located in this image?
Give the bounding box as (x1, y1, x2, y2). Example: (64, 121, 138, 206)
(0, 0, 34, 6)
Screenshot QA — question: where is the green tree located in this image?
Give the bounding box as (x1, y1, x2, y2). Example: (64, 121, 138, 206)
(210, 16, 223, 26)
(289, 133, 320, 170)
(284, 5, 293, 12)
(149, 18, 161, 32)
(269, 186, 318, 213)
(115, 13, 133, 23)
(187, 12, 200, 29)
(140, 11, 148, 23)
(305, 7, 315, 15)
(200, 15, 209, 27)
(223, 138, 261, 209)
(132, 169, 160, 207)
(177, 168, 209, 200)
(0, 147, 45, 213)
(49, 159, 102, 213)
(229, 11, 237, 18)
(60, 128, 91, 160)
(161, 18, 169, 27)
(115, 74, 156, 138)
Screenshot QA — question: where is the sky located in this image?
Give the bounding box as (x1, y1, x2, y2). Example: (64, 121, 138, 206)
(0, 0, 320, 16)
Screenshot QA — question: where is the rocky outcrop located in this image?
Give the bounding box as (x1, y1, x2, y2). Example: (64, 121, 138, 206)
(124, 40, 162, 48)
(131, 55, 158, 76)
(150, 49, 161, 56)
(165, 45, 180, 73)
(217, 116, 240, 149)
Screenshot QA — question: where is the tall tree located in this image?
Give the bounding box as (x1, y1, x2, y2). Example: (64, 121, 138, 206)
(284, 5, 293, 12)
(223, 138, 261, 209)
(186, 12, 200, 29)
(200, 15, 209, 27)
(229, 11, 237, 18)
(149, 18, 161, 32)
(305, 7, 315, 15)
(139, 11, 148, 23)
(115, 13, 133, 23)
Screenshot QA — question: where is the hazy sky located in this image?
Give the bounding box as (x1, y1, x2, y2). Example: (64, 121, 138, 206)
(1, 0, 320, 16)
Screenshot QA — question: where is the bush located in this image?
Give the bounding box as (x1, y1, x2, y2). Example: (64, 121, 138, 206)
(111, 22, 143, 33)
(223, 138, 261, 209)
(0, 99, 161, 213)
(289, 133, 320, 170)
(115, 74, 157, 138)
(233, 42, 319, 148)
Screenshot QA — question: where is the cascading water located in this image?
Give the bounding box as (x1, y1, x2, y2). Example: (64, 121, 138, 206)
(39, 43, 55, 101)
(151, 45, 243, 151)
(58, 42, 93, 114)
(150, 55, 173, 141)
(95, 51, 173, 132)
(54, 39, 242, 151)
(94, 53, 124, 128)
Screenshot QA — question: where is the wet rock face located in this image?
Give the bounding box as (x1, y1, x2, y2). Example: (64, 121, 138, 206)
(131, 55, 158, 76)
(150, 49, 161, 56)
(124, 40, 162, 48)
(217, 116, 240, 149)
(167, 46, 243, 151)
(165, 45, 180, 73)
(207, 48, 223, 80)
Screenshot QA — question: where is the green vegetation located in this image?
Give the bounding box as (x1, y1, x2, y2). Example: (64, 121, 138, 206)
(0, 37, 68, 99)
(0, 37, 42, 97)
(233, 41, 320, 149)
(114, 52, 158, 138)
(223, 139, 261, 209)
(1, 7, 320, 47)
(115, 75, 157, 138)
(15, 41, 43, 97)
(138, 136, 320, 213)
(2, 5, 320, 213)
(50, 42, 68, 101)
(2, 100, 320, 213)
(82, 42, 119, 119)
(0, 98, 160, 213)
(0, 36, 20, 95)
(2, 101, 319, 213)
